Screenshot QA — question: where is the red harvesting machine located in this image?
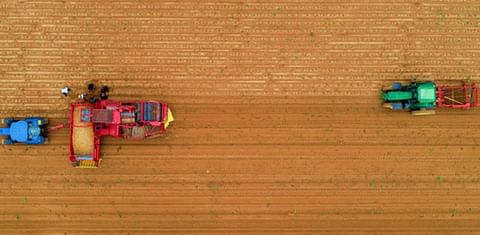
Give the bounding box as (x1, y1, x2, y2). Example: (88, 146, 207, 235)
(436, 81, 479, 109)
(69, 100, 174, 168)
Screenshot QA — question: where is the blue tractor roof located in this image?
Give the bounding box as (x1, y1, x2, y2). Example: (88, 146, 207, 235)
(10, 121, 28, 142)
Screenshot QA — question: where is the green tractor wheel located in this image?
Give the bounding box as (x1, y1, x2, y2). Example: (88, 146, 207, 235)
(411, 109, 436, 116)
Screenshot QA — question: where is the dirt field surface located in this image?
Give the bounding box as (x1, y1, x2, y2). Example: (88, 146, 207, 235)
(1, 0, 480, 234)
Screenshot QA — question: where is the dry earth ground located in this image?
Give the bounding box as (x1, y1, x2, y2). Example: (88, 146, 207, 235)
(1, 0, 480, 234)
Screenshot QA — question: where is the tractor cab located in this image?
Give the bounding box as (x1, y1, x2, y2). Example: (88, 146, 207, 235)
(0, 118, 47, 145)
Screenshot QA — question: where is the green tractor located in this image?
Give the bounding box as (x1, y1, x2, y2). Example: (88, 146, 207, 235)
(382, 81, 437, 116)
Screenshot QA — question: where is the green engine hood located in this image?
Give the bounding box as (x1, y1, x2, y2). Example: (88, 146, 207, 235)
(383, 91, 413, 101)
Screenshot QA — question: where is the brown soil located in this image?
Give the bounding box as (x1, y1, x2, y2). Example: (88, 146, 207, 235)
(1, 1, 480, 234)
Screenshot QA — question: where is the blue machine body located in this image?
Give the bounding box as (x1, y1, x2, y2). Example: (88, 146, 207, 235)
(0, 118, 47, 145)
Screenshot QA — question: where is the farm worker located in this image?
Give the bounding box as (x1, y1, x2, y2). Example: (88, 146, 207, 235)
(89, 97, 98, 104)
(100, 85, 110, 100)
(100, 92, 109, 100)
(61, 87, 71, 96)
(78, 93, 88, 101)
(100, 85, 110, 93)
(87, 83, 96, 92)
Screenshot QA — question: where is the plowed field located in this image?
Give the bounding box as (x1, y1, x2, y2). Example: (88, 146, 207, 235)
(1, 0, 480, 234)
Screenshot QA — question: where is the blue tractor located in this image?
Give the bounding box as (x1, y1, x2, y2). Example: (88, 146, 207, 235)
(0, 117, 48, 144)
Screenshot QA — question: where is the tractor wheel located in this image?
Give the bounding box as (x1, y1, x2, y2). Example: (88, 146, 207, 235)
(383, 103, 393, 109)
(411, 109, 436, 116)
(384, 102, 404, 110)
(0, 118, 12, 126)
(382, 85, 393, 91)
(382, 82, 407, 91)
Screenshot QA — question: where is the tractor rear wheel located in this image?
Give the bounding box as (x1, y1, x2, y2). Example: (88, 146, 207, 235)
(383, 102, 404, 110)
(1, 138, 13, 145)
(411, 109, 436, 116)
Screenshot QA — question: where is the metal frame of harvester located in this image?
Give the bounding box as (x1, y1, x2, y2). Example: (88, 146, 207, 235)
(69, 100, 173, 168)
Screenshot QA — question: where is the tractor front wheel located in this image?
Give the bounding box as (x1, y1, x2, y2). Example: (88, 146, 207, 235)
(411, 109, 436, 116)
(382, 82, 407, 91)
(382, 85, 393, 91)
(383, 103, 393, 109)
(0, 118, 13, 126)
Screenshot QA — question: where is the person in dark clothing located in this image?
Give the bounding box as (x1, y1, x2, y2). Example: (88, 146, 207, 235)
(100, 85, 110, 93)
(99, 85, 110, 100)
(87, 83, 96, 92)
(78, 93, 88, 101)
(89, 97, 98, 104)
(100, 92, 109, 100)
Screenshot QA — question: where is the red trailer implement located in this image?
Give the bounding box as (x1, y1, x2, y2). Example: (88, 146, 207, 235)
(436, 81, 479, 108)
(69, 100, 173, 168)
